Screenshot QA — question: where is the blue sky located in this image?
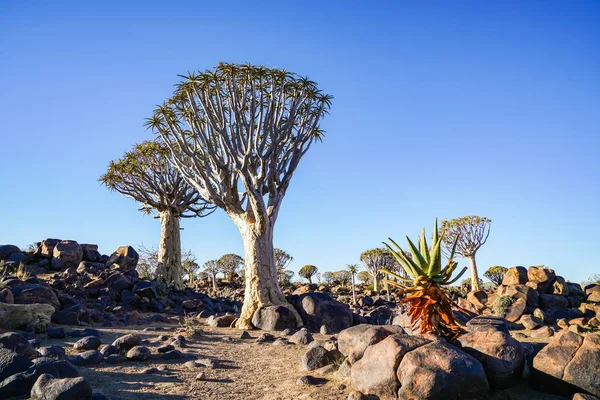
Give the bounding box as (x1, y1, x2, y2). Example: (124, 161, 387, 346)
(1, 1, 598, 284)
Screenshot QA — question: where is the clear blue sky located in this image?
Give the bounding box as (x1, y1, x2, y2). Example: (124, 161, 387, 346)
(1, 1, 598, 284)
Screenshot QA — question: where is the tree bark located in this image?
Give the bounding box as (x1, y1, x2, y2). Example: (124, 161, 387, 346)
(469, 255, 480, 292)
(212, 273, 217, 291)
(373, 273, 380, 294)
(351, 274, 357, 305)
(233, 216, 303, 329)
(155, 210, 183, 289)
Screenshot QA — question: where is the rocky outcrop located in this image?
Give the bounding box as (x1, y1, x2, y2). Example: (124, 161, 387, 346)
(0, 303, 55, 333)
(293, 292, 353, 333)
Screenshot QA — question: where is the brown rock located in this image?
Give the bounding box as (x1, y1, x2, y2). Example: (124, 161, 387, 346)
(528, 266, 556, 283)
(52, 240, 83, 270)
(467, 290, 488, 312)
(552, 276, 570, 296)
(502, 267, 528, 286)
(505, 298, 527, 322)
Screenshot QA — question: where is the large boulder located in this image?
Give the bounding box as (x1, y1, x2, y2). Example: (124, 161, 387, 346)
(552, 276, 570, 296)
(30, 373, 92, 400)
(38, 239, 61, 258)
(466, 316, 509, 334)
(397, 341, 489, 400)
(12, 284, 60, 308)
(294, 292, 353, 333)
(502, 266, 528, 286)
(111, 334, 141, 354)
(347, 325, 405, 364)
(0, 332, 37, 357)
(533, 331, 600, 397)
(0, 348, 33, 379)
(0, 303, 55, 332)
(105, 246, 139, 270)
(457, 327, 525, 388)
(0, 359, 61, 398)
(350, 334, 429, 399)
(52, 241, 83, 270)
(302, 345, 344, 371)
(104, 273, 133, 292)
(0, 245, 21, 261)
(252, 305, 298, 331)
(498, 284, 539, 308)
(540, 294, 569, 310)
(80, 244, 100, 262)
(528, 266, 556, 284)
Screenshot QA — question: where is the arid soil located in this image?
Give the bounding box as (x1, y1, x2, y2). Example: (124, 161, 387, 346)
(25, 318, 570, 400)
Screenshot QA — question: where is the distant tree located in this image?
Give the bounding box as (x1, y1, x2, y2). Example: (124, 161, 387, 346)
(582, 273, 600, 287)
(360, 248, 398, 294)
(299, 265, 318, 284)
(181, 249, 199, 286)
(484, 265, 508, 287)
(461, 277, 484, 293)
(203, 260, 220, 291)
(100, 141, 215, 289)
(280, 270, 295, 287)
(218, 254, 244, 281)
(137, 244, 159, 279)
(197, 271, 210, 281)
(274, 249, 294, 287)
(322, 271, 335, 285)
(314, 272, 322, 284)
(357, 270, 372, 285)
(334, 270, 352, 287)
(347, 264, 359, 304)
(440, 216, 491, 292)
(147, 63, 332, 329)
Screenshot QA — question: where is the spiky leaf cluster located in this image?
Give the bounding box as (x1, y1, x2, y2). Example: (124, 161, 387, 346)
(145, 62, 333, 219)
(100, 141, 215, 217)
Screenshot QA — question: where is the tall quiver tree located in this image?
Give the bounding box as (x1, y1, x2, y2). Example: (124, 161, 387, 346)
(218, 253, 244, 281)
(147, 63, 332, 329)
(100, 141, 215, 289)
(440, 216, 491, 292)
(360, 248, 399, 294)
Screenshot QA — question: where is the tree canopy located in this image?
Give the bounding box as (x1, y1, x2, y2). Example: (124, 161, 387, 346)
(299, 264, 318, 283)
(440, 216, 491, 258)
(484, 265, 507, 286)
(218, 253, 244, 280)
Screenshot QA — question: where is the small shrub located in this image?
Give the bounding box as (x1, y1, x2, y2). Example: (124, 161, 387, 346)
(492, 296, 514, 315)
(182, 315, 203, 336)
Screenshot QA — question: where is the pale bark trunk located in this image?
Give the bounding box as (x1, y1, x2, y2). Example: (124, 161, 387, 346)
(212, 273, 217, 291)
(469, 256, 480, 292)
(155, 210, 183, 289)
(233, 217, 303, 329)
(351, 274, 357, 305)
(373, 273, 380, 294)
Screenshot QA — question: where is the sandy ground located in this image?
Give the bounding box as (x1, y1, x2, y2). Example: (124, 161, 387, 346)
(14, 319, 570, 400)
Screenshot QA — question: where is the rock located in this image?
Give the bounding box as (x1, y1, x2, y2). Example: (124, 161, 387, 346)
(296, 375, 327, 386)
(504, 298, 527, 322)
(132, 281, 157, 299)
(552, 276, 570, 296)
(347, 325, 405, 364)
(397, 341, 489, 400)
(74, 336, 102, 352)
(289, 328, 314, 345)
(195, 372, 206, 380)
(77, 261, 106, 275)
(104, 354, 125, 364)
(195, 358, 217, 369)
(0, 288, 14, 304)
(207, 315, 236, 327)
(160, 350, 183, 360)
(302, 345, 344, 371)
(499, 284, 540, 308)
(465, 316, 509, 334)
(0, 360, 61, 398)
(71, 350, 103, 366)
(39, 239, 61, 258)
(502, 267, 528, 286)
(320, 325, 332, 335)
(31, 373, 92, 400)
(47, 327, 67, 339)
(573, 394, 600, 400)
(351, 334, 429, 398)
(294, 292, 353, 333)
(104, 273, 133, 292)
(239, 331, 252, 340)
(256, 333, 275, 343)
(38, 346, 66, 361)
(0, 303, 55, 332)
(540, 294, 570, 309)
(457, 327, 525, 388)
(111, 334, 141, 354)
(52, 360, 79, 378)
(12, 285, 60, 308)
(339, 324, 400, 356)
(91, 393, 109, 400)
(467, 290, 488, 312)
(0, 245, 21, 260)
(52, 241, 83, 270)
(520, 314, 541, 330)
(252, 305, 298, 330)
(105, 246, 139, 270)
(80, 244, 100, 262)
(529, 326, 555, 339)
(126, 346, 151, 361)
(0, 331, 37, 357)
(0, 348, 33, 379)
(528, 266, 556, 284)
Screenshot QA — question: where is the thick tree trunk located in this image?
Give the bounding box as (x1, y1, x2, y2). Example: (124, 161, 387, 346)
(212, 273, 217, 291)
(155, 210, 183, 289)
(373, 273, 380, 294)
(234, 218, 303, 329)
(469, 255, 480, 292)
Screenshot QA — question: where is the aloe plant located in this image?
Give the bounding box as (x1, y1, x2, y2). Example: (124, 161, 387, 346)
(381, 219, 468, 338)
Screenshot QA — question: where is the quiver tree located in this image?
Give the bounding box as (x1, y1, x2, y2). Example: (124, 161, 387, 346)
(357, 270, 372, 285)
(203, 259, 220, 291)
(347, 264, 359, 304)
(182, 250, 199, 286)
(299, 264, 318, 283)
(360, 248, 399, 294)
(274, 248, 294, 286)
(100, 141, 215, 289)
(218, 253, 244, 281)
(147, 63, 332, 329)
(440, 216, 491, 292)
(484, 265, 507, 287)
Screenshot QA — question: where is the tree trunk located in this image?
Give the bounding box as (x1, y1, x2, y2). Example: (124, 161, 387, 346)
(373, 273, 380, 294)
(155, 210, 183, 289)
(351, 274, 356, 305)
(308, 276, 312, 284)
(469, 256, 480, 292)
(233, 217, 303, 329)
(212, 273, 217, 291)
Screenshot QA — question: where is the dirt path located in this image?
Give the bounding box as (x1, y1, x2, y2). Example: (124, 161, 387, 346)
(40, 322, 349, 400)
